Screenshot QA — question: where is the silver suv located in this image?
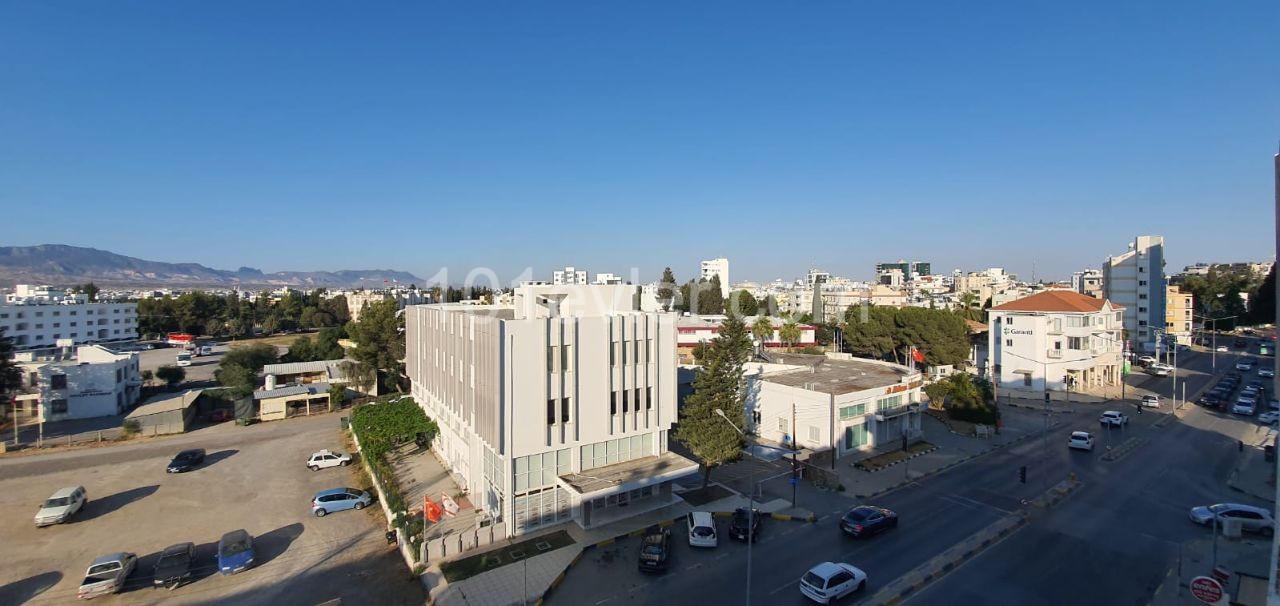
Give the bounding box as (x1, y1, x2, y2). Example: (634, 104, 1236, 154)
(1190, 503, 1275, 536)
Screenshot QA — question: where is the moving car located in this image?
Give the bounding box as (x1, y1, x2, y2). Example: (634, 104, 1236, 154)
(36, 486, 88, 526)
(1141, 395, 1160, 408)
(312, 487, 372, 517)
(839, 505, 898, 538)
(167, 449, 206, 473)
(1237, 360, 1254, 371)
(1068, 431, 1095, 451)
(307, 450, 352, 471)
(1136, 356, 1157, 367)
(153, 542, 195, 589)
(1146, 366, 1171, 377)
(687, 511, 718, 548)
(729, 507, 762, 541)
(1190, 503, 1275, 536)
(1260, 368, 1275, 378)
(637, 528, 671, 573)
(1099, 411, 1129, 427)
(218, 529, 255, 574)
(799, 562, 867, 604)
(77, 552, 137, 599)
(1217, 345, 1230, 352)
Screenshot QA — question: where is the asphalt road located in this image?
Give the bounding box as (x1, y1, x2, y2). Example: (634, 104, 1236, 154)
(549, 347, 1255, 606)
(909, 347, 1273, 606)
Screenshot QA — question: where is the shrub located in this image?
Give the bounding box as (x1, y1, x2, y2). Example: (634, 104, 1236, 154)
(122, 419, 141, 436)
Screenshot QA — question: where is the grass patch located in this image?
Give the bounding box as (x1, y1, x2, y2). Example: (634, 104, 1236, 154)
(439, 529, 575, 583)
(854, 441, 936, 471)
(226, 333, 307, 349)
(680, 484, 734, 507)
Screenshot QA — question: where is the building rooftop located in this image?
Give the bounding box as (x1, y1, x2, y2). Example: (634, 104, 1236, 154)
(558, 451, 698, 495)
(254, 383, 331, 399)
(760, 354, 913, 395)
(262, 359, 351, 380)
(990, 290, 1122, 313)
(127, 389, 204, 418)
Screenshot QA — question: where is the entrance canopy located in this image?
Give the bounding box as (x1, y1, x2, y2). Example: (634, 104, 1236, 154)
(557, 451, 698, 498)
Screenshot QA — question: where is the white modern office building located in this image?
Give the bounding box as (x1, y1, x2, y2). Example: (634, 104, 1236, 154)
(700, 257, 730, 297)
(405, 283, 696, 538)
(1103, 235, 1166, 353)
(0, 285, 138, 351)
(988, 291, 1125, 394)
(13, 345, 142, 422)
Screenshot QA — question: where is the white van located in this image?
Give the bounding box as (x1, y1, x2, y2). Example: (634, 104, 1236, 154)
(176, 352, 192, 367)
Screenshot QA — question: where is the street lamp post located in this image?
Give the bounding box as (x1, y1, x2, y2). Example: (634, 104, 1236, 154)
(715, 408, 755, 606)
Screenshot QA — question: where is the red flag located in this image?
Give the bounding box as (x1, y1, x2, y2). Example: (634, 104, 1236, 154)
(425, 499, 443, 523)
(911, 348, 925, 363)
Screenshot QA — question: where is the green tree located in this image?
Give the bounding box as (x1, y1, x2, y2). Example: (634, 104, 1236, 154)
(751, 316, 775, 344)
(657, 267, 677, 311)
(697, 276, 725, 315)
(340, 360, 378, 395)
(762, 295, 779, 316)
(155, 365, 185, 388)
(140, 369, 154, 387)
(675, 313, 753, 488)
(732, 290, 759, 317)
(328, 383, 347, 412)
(956, 291, 983, 322)
(779, 320, 802, 349)
(842, 306, 900, 362)
(76, 283, 100, 302)
(1248, 265, 1276, 325)
(283, 336, 316, 363)
(0, 328, 21, 406)
(215, 363, 257, 393)
(347, 299, 406, 392)
(676, 280, 694, 313)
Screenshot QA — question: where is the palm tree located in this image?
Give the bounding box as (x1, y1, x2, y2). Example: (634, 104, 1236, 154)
(957, 291, 982, 322)
(751, 316, 774, 346)
(779, 320, 802, 351)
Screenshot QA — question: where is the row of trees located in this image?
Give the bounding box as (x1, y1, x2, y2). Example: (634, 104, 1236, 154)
(656, 267, 780, 316)
(137, 290, 352, 340)
(842, 305, 971, 367)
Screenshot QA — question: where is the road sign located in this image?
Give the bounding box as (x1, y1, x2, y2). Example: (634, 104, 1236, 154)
(789, 477, 798, 486)
(1190, 576, 1224, 605)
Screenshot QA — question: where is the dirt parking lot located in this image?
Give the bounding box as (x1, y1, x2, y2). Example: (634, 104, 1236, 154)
(0, 414, 424, 605)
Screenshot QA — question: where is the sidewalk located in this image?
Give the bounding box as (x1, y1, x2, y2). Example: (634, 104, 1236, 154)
(428, 490, 813, 605)
(838, 408, 1063, 499)
(1150, 535, 1272, 606)
(385, 442, 480, 539)
(1228, 435, 1277, 503)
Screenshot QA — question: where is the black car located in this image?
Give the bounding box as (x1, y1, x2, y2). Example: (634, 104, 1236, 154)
(1198, 394, 1223, 409)
(1235, 339, 1249, 348)
(840, 505, 898, 538)
(637, 528, 671, 573)
(167, 449, 206, 473)
(153, 542, 195, 589)
(729, 508, 763, 541)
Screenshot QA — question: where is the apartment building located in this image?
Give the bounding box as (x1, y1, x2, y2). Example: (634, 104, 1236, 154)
(405, 283, 695, 537)
(346, 288, 428, 323)
(875, 261, 931, 281)
(1103, 235, 1166, 352)
(1165, 286, 1194, 344)
(0, 285, 137, 351)
(552, 266, 589, 285)
(988, 291, 1124, 394)
(1072, 269, 1104, 299)
(14, 345, 141, 422)
(700, 258, 730, 297)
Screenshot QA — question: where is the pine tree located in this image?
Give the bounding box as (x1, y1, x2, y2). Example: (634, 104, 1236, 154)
(657, 267, 677, 311)
(675, 312, 752, 487)
(698, 276, 725, 315)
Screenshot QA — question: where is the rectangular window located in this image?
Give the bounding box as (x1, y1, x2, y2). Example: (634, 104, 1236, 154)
(561, 397, 570, 423)
(562, 345, 572, 371)
(547, 400, 556, 425)
(634, 388, 641, 413)
(778, 418, 789, 433)
(610, 391, 617, 415)
(1023, 374, 1033, 387)
(50, 374, 67, 389)
(622, 389, 629, 413)
(839, 403, 866, 419)
(1139, 280, 1147, 286)
(50, 399, 68, 414)
(1139, 307, 1147, 313)
(633, 341, 640, 363)
(1139, 294, 1147, 300)
(1006, 339, 1013, 347)
(1006, 317, 1013, 325)
(547, 346, 557, 372)
(645, 387, 653, 410)
(808, 426, 820, 441)
(610, 342, 617, 366)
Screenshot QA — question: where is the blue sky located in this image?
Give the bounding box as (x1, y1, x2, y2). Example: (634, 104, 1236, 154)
(2, 1, 1277, 286)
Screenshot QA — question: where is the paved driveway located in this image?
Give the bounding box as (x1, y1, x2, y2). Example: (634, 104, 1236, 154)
(0, 414, 424, 605)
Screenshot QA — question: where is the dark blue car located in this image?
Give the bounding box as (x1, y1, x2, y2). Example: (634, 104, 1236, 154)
(218, 529, 254, 575)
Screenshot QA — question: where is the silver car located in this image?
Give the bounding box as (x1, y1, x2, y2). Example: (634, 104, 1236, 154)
(1189, 503, 1275, 536)
(36, 486, 88, 526)
(77, 552, 137, 599)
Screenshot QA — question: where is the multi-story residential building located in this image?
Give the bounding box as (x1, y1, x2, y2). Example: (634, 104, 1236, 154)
(1165, 286, 1194, 344)
(593, 273, 623, 285)
(552, 266, 589, 285)
(1103, 235, 1166, 352)
(405, 283, 696, 537)
(346, 288, 429, 323)
(745, 353, 923, 457)
(699, 258, 730, 297)
(875, 261, 931, 282)
(988, 291, 1124, 394)
(877, 268, 905, 288)
(0, 285, 137, 351)
(1072, 269, 1104, 299)
(13, 345, 141, 422)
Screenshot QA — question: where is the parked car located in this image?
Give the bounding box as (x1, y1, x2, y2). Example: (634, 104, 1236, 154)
(729, 507, 762, 541)
(312, 487, 372, 517)
(1197, 394, 1222, 408)
(687, 511, 718, 548)
(1233, 399, 1257, 415)
(799, 562, 867, 604)
(36, 486, 88, 526)
(1099, 411, 1129, 427)
(1260, 368, 1275, 378)
(1141, 395, 1160, 408)
(153, 542, 195, 589)
(637, 528, 672, 573)
(839, 505, 898, 538)
(1257, 411, 1280, 426)
(307, 450, 352, 471)
(217, 529, 255, 574)
(1136, 355, 1157, 367)
(1190, 503, 1275, 536)
(167, 449, 206, 473)
(1068, 431, 1095, 451)
(77, 552, 137, 599)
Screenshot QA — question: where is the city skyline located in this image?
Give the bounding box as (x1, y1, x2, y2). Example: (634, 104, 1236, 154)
(3, 2, 1277, 283)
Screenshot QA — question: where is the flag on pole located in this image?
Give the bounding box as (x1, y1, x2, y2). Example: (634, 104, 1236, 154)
(911, 348, 925, 363)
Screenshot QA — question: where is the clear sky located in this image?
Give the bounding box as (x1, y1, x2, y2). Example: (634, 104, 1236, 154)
(2, 1, 1277, 286)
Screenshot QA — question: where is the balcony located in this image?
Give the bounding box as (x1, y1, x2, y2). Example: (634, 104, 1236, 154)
(1046, 349, 1063, 359)
(874, 404, 918, 421)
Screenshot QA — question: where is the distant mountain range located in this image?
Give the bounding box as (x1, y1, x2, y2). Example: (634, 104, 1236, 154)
(0, 245, 423, 289)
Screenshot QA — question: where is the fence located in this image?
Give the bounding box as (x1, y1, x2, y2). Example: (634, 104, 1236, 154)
(349, 424, 420, 572)
(422, 521, 508, 563)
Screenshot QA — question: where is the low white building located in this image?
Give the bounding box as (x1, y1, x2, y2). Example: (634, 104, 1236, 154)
(0, 285, 137, 351)
(15, 345, 142, 422)
(405, 283, 697, 538)
(745, 353, 923, 457)
(676, 315, 817, 363)
(988, 291, 1124, 394)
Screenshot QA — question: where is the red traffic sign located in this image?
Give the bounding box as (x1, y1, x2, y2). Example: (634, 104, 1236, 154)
(1190, 576, 1224, 604)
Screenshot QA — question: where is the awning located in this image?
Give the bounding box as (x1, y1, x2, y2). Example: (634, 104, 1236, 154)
(557, 451, 699, 497)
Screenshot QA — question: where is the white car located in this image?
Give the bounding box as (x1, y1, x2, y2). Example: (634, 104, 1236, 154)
(1237, 361, 1254, 371)
(1260, 368, 1276, 378)
(1067, 431, 1095, 451)
(1141, 395, 1160, 408)
(1257, 411, 1280, 426)
(307, 450, 352, 471)
(1233, 399, 1257, 415)
(800, 562, 867, 604)
(1137, 356, 1157, 366)
(687, 511, 718, 548)
(1099, 411, 1129, 427)
(35, 486, 88, 526)
(1217, 345, 1230, 352)
(1190, 503, 1275, 536)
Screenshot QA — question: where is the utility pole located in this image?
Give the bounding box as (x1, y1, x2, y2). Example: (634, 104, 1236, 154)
(791, 402, 798, 508)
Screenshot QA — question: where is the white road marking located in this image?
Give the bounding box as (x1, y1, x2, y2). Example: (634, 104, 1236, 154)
(939, 493, 1011, 514)
(769, 578, 800, 595)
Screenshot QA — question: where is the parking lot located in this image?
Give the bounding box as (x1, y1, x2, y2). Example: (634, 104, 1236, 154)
(0, 413, 423, 605)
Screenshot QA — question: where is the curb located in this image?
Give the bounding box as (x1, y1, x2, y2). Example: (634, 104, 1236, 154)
(853, 444, 939, 473)
(852, 428, 1053, 500)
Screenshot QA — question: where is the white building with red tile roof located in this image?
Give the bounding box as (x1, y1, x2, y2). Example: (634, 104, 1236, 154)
(988, 290, 1125, 394)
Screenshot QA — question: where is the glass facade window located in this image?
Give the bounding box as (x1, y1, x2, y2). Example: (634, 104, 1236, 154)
(838, 403, 866, 419)
(580, 434, 652, 471)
